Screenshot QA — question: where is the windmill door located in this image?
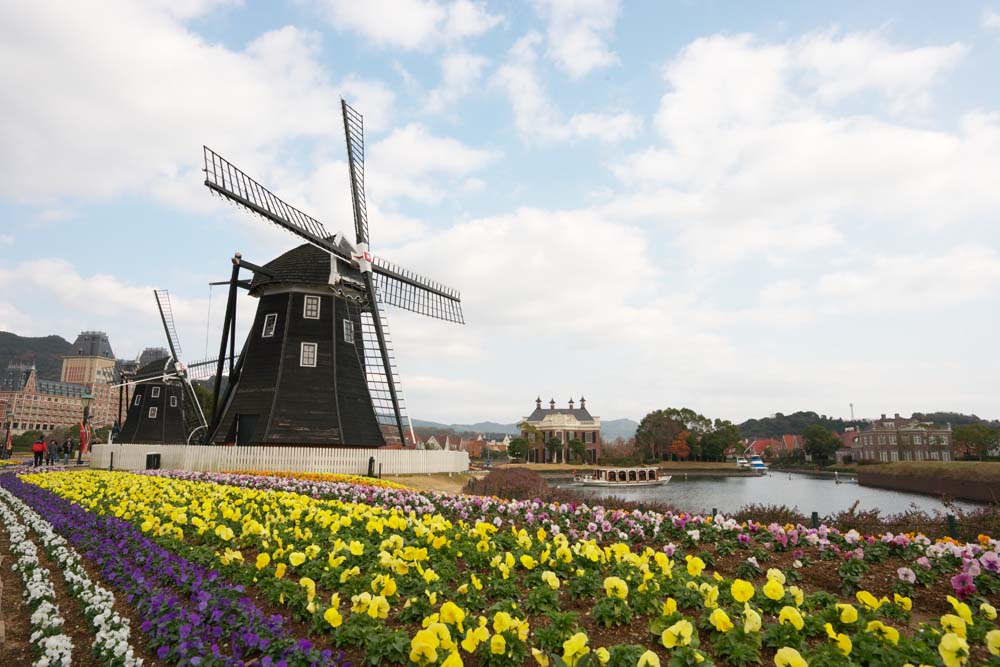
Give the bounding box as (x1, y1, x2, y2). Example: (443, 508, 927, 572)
(235, 414, 259, 446)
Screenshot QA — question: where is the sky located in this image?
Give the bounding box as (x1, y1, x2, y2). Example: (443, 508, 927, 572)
(1, 1, 999, 425)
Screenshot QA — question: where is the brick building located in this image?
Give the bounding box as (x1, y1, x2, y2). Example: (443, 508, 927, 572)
(0, 331, 121, 436)
(856, 413, 953, 462)
(521, 397, 601, 463)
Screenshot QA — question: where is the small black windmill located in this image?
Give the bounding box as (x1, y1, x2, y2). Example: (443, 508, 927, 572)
(118, 290, 210, 444)
(200, 100, 464, 447)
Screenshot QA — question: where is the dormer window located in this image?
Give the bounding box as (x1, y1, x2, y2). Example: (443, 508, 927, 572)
(303, 295, 321, 319)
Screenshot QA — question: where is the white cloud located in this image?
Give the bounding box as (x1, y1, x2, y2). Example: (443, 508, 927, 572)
(817, 246, 1000, 308)
(314, 0, 501, 50)
(984, 9, 1000, 32)
(0, 234, 13, 245)
(533, 0, 621, 78)
(369, 124, 499, 203)
(0, 3, 393, 209)
(495, 32, 641, 143)
(425, 52, 490, 113)
(609, 31, 998, 265)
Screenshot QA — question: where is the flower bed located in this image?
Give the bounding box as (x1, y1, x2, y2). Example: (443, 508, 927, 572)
(222, 470, 412, 490)
(0, 485, 73, 665)
(17, 470, 1000, 667)
(1, 473, 348, 667)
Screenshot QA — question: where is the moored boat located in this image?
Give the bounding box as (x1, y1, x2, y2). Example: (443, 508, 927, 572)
(573, 467, 671, 487)
(749, 455, 768, 474)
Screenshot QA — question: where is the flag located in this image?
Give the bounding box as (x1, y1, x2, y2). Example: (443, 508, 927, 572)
(79, 422, 89, 454)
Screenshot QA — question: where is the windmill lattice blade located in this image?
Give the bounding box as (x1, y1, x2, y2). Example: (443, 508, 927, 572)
(372, 256, 465, 324)
(203, 146, 351, 262)
(185, 357, 237, 382)
(341, 100, 369, 246)
(348, 300, 408, 446)
(154, 290, 183, 359)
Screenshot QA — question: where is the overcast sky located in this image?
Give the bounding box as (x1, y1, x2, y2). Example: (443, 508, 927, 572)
(1, 1, 999, 424)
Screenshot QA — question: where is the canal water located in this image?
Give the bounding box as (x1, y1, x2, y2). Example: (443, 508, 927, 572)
(558, 472, 983, 516)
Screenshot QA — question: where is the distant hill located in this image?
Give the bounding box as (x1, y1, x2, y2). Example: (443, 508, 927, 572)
(738, 410, 991, 438)
(412, 417, 638, 441)
(0, 331, 73, 380)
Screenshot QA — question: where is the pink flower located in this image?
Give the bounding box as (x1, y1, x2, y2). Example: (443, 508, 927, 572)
(980, 551, 1000, 573)
(896, 567, 916, 584)
(950, 572, 976, 599)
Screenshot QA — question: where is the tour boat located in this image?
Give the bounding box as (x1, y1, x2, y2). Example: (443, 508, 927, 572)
(573, 467, 671, 487)
(749, 455, 768, 474)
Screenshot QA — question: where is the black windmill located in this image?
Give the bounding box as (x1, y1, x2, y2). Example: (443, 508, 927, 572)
(118, 290, 209, 444)
(200, 100, 464, 447)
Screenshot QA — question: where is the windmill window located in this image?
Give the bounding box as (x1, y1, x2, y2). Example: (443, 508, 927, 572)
(343, 318, 355, 344)
(151, 387, 160, 398)
(148, 407, 158, 419)
(170, 396, 178, 408)
(303, 295, 321, 320)
(262, 313, 277, 337)
(134, 395, 141, 406)
(300, 342, 317, 368)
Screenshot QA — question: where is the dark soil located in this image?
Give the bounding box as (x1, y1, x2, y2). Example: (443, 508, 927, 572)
(0, 528, 37, 663)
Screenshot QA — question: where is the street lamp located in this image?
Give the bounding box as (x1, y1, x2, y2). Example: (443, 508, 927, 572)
(77, 391, 94, 465)
(3, 408, 11, 460)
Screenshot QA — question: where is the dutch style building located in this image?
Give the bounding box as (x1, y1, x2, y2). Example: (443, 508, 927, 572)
(856, 413, 953, 462)
(521, 397, 601, 464)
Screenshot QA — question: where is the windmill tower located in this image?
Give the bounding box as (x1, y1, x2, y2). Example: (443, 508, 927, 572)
(200, 100, 464, 447)
(118, 290, 209, 444)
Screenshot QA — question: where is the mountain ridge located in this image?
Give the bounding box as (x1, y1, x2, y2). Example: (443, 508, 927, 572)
(411, 417, 639, 440)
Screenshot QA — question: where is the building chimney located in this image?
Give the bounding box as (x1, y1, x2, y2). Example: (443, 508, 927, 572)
(579, 396, 586, 409)
(536, 396, 541, 409)
(894, 413, 900, 420)
(881, 413, 886, 420)
(549, 398, 555, 410)
(568, 397, 575, 409)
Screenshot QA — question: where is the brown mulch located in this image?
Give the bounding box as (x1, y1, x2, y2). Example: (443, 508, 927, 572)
(0, 530, 36, 663)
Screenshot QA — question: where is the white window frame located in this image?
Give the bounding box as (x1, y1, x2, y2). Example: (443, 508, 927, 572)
(134, 395, 141, 406)
(262, 313, 277, 338)
(343, 318, 355, 344)
(151, 386, 160, 398)
(300, 342, 317, 368)
(148, 407, 158, 419)
(170, 396, 178, 408)
(303, 295, 321, 320)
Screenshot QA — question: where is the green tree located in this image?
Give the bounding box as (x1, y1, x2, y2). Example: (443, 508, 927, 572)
(568, 438, 586, 463)
(507, 437, 530, 462)
(700, 419, 742, 461)
(953, 423, 1000, 460)
(519, 420, 543, 445)
(192, 383, 215, 421)
(636, 407, 711, 460)
(804, 425, 841, 466)
(545, 437, 563, 463)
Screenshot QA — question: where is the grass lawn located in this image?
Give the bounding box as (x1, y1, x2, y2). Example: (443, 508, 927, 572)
(860, 460, 1000, 482)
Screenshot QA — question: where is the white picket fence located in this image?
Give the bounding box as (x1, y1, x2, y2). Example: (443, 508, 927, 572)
(89, 443, 469, 475)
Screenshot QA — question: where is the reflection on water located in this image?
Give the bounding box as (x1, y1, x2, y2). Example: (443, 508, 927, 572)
(557, 472, 982, 516)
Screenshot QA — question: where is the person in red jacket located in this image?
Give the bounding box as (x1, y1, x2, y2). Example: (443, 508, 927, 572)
(32, 437, 46, 467)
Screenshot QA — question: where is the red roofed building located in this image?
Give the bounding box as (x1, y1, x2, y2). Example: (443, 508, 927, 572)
(748, 437, 782, 457)
(780, 434, 804, 454)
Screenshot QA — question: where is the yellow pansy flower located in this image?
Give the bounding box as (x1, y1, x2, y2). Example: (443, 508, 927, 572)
(866, 620, 900, 645)
(288, 551, 306, 566)
(730, 579, 755, 603)
(275, 563, 287, 579)
(708, 608, 733, 633)
(766, 568, 786, 585)
(410, 628, 440, 665)
(938, 632, 969, 667)
(594, 647, 610, 665)
(531, 648, 550, 667)
(743, 604, 762, 633)
(662, 598, 678, 616)
(603, 576, 628, 599)
(441, 652, 463, 667)
(489, 634, 506, 656)
(541, 571, 560, 590)
(856, 590, 881, 610)
(368, 595, 390, 619)
(824, 623, 852, 656)
(638, 650, 660, 667)
(774, 646, 806, 667)
(562, 632, 590, 667)
(763, 578, 784, 601)
(440, 601, 466, 629)
(986, 628, 1000, 656)
(323, 606, 343, 628)
(940, 614, 967, 639)
(661, 619, 694, 648)
(685, 555, 706, 576)
(255, 553, 270, 570)
(946, 595, 974, 625)
(836, 603, 858, 624)
(788, 586, 804, 607)
(981, 602, 997, 620)
(778, 606, 804, 631)
(893, 593, 912, 611)
(492, 611, 513, 634)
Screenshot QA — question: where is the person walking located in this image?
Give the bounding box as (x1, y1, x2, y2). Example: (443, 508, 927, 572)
(61, 439, 71, 464)
(32, 437, 45, 467)
(46, 438, 57, 466)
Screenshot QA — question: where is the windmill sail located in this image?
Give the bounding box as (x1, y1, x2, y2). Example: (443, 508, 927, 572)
(342, 100, 369, 245)
(153, 290, 208, 440)
(372, 256, 465, 323)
